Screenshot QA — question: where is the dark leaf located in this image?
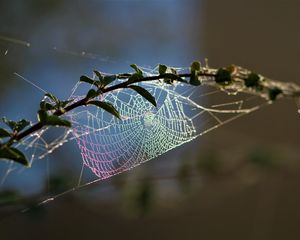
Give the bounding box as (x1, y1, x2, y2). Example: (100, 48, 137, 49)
(1, 118, 30, 132)
(37, 110, 71, 127)
(40, 101, 55, 111)
(93, 70, 103, 80)
(190, 61, 201, 71)
(128, 85, 157, 107)
(1, 117, 16, 130)
(86, 89, 98, 99)
(102, 75, 117, 86)
(88, 101, 121, 119)
(158, 64, 168, 75)
(45, 115, 71, 127)
(0, 128, 11, 138)
(14, 119, 30, 132)
(245, 72, 260, 87)
(190, 61, 202, 86)
(130, 64, 143, 76)
(37, 110, 47, 122)
(269, 87, 282, 101)
(128, 73, 143, 83)
(190, 71, 201, 86)
(158, 65, 181, 84)
(45, 93, 60, 104)
(80, 76, 100, 87)
(215, 68, 232, 85)
(0, 146, 29, 166)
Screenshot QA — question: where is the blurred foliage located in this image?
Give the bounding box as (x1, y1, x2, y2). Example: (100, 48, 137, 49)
(248, 147, 277, 169)
(0, 144, 286, 218)
(0, 190, 21, 206)
(196, 150, 220, 175)
(123, 179, 154, 217)
(177, 161, 192, 193)
(48, 175, 71, 194)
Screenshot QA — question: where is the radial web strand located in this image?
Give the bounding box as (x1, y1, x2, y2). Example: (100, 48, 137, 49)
(66, 72, 266, 180)
(0, 36, 277, 206)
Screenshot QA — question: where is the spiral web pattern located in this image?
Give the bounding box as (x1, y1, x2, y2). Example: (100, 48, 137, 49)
(71, 82, 198, 179)
(0, 67, 266, 186)
(67, 76, 263, 180)
(0, 35, 270, 185)
(0, 36, 297, 214)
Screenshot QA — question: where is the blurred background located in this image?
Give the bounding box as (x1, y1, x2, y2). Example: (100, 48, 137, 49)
(0, 0, 300, 239)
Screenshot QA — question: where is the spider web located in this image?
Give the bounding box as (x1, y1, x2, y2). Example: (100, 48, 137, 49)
(0, 36, 269, 212)
(1, 73, 264, 182)
(69, 76, 262, 180)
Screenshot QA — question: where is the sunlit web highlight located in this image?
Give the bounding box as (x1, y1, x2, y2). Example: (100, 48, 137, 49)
(67, 72, 262, 179)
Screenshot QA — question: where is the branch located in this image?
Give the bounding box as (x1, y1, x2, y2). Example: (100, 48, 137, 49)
(0, 62, 299, 166)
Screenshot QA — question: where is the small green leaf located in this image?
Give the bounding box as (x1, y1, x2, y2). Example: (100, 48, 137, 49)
(158, 64, 180, 84)
(102, 75, 117, 86)
(190, 70, 201, 86)
(0, 146, 29, 166)
(86, 89, 98, 99)
(190, 61, 201, 71)
(269, 87, 282, 101)
(40, 101, 55, 111)
(94, 70, 103, 80)
(44, 116, 71, 127)
(245, 72, 260, 87)
(1, 117, 17, 130)
(189, 61, 201, 86)
(215, 68, 232, 85)
(1, 118, 30, 132)
(88, 101, 121, 119)
(128, 85, 157, 107)
(158, 64, 168, 75)
(37, 110, 47, 122)
(80, 76, 100, 87)
(158, 64, 178, 75)
(37, 110, 71, 127)
(45, 93, 60, 104)
(130, 64, 143, 76)
(128, 73, 143, 83)
(0, 128, 11, 138)
(14, 119, 30, 132)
